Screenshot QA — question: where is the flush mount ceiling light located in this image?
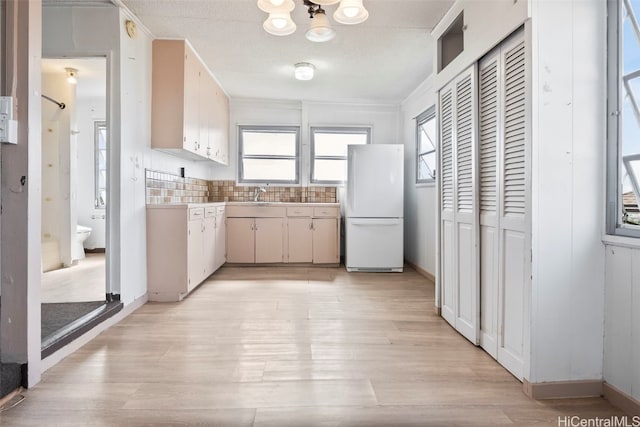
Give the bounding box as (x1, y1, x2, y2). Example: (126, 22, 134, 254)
(257, 0, 368, 42)
(65, 67, 78, 84)
(294, 62, 315, 80)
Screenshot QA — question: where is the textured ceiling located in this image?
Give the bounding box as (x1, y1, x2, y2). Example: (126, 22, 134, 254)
(121, 0, 454, 104)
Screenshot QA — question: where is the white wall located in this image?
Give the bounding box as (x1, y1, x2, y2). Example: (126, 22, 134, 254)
(217, 98, 401, 188)
(41, 72, 69, 252)
(0, 0, 43, 386)
(528, 0, 606, 383)
(76, 94, 106, 249)
(604, 245, 640, 401)
(432, 0, 529, 92)
(401, 77, 437, 276)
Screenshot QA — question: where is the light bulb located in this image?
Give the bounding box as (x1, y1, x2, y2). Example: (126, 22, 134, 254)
(334, 0, 368, 25)
(263, 11, 296, 36)
(65, 67, 78, 85)
(343, 7, 359, 18)
(271, 17, 288, 29)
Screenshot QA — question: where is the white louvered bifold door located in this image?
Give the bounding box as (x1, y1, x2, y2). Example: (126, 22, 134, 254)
(478, 50, 501, 360)
(439, 84, 456, 327)
(477, 28, 529, 381)
(496, 30, 529, 381)
(439, 65, 479, 345)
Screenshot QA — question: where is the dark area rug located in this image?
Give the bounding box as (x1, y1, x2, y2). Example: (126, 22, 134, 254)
(41, 301, 106, 339)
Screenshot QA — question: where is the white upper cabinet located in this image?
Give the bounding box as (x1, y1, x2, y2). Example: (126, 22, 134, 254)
(151, 39, 229, 164)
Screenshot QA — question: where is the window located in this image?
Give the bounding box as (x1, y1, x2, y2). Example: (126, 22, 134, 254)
(310, 127, 370, 184)
(416, 106, 437, 183)
(238, 125, 300, 184)
(94, 121, 107, 209)
(608, 0, 640, 236)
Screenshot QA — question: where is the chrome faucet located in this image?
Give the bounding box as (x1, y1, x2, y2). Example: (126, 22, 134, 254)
(253, 186, 266, 202)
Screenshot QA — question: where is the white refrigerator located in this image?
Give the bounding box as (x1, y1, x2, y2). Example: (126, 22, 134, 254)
(346, 144, 404, 272)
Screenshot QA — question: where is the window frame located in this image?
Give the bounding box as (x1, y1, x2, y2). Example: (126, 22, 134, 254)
(310, 126, 371, 185)
(94, 121, 107, 209)
(238, 125, 301, 185)
(607, 0, 640, 238)
(416, 106, 437, 184)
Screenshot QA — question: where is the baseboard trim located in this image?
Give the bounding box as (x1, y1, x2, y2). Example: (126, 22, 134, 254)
(603, 382, 640, 415)
(405, 261, 435, 282)
(523, 379, 603, 400)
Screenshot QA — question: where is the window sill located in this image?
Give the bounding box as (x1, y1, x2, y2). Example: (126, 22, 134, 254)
(602, 234, 640, 249)
(416, 181, 436, 188)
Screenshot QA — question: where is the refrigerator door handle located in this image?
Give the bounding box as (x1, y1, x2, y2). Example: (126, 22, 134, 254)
(349, 219, 401, 226)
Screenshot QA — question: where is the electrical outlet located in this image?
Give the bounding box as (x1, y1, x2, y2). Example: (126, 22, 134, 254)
(0, 96, 18, 144)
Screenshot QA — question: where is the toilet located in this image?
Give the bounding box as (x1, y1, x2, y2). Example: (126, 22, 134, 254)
(73, 224, 92, 260)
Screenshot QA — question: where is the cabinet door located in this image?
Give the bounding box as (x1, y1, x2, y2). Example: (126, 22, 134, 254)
(187, 218, 204, 291)
(183, 46, 200, 155)
(211, 79, 229, 165)
(255, 218, 283, 263)
(203, 216, 216, 278)
(226, 218, 255, 263)
(199, 68, 212, 159)
(288, 218, 313, 263)
(214, 211, 226, 269)
(312, 218, 339, 264)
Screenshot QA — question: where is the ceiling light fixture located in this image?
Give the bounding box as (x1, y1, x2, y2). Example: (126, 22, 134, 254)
(258, 0, 368, 42)
(259, 0, 297, 36)
(65, 67, 78, 84)
(294, 62, 315, 80)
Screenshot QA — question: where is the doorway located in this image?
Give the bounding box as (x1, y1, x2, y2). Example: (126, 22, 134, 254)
(40, 57, 109, 355)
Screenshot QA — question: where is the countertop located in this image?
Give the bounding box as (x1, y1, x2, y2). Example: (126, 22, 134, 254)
(147, 201, 340, 209)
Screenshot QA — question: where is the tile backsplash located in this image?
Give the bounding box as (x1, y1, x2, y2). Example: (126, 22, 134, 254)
(145, 170, 209, 205)
(208, 181, 336, 203)
(146, 171, 338, 205)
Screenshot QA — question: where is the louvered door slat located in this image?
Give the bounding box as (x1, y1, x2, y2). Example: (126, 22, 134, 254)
(479, 59, 499, 214)
(456, 75, 474, 213)
(502, 40, 526, 217)
(441, 89, 454, 211)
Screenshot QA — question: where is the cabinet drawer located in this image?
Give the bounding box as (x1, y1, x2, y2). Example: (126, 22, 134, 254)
(287, 206, 313, 217)
(189, 207, 205, 221)
(313, 207, 339, 218)
(216, 206, 225, 215)
(205, 206, 217, 217)
(226, 205, 286, 218)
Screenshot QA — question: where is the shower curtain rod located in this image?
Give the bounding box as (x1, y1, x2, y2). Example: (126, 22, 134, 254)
(41, 94, 66, 110)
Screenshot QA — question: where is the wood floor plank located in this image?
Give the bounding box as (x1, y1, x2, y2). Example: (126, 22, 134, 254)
(0, 265, 627, 426)
(122, 380, 378, 410)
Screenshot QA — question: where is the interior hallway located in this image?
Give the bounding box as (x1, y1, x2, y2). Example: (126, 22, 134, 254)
(0, 266, 625, 426)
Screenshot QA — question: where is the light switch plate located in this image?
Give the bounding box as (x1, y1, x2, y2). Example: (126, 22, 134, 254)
(0, 96, 18, 144)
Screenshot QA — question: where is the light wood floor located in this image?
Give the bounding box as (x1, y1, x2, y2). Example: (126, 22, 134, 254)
(41, 253, 106, 303)
(1, 266, 626, 426)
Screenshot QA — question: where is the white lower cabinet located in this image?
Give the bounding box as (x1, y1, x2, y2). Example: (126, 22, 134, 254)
(312, 218, 339, 264)
(227, 218, 255, 263)
(214, 206, 226, 270)
(147, 204, 225, 301)
(226, 203, 340, 266)
(226, 216, 284, 263)
(288, 218, 313, 263)
(255, 218, 284, 263)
